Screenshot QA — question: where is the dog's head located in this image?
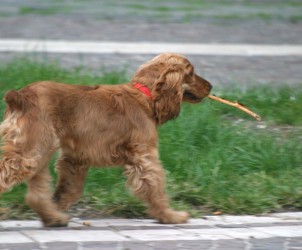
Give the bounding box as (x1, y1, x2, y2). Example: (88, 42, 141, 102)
(131, 53, 212, 124)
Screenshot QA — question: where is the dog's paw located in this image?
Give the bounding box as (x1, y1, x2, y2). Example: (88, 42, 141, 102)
(158, 209, 189, 224)
(42, 213, 70, 227)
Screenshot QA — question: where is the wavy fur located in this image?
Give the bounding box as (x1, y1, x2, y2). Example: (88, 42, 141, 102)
(0, 53, 212, 226)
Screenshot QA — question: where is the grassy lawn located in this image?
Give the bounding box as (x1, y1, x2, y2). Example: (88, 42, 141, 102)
(10, 0, 302, 23)
(0, 58, 301, 219)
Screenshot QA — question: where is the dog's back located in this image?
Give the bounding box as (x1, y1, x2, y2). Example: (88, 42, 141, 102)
(1, 81, 157, 168)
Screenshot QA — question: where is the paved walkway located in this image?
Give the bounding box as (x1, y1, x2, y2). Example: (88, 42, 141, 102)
(1, 213, 302, 249)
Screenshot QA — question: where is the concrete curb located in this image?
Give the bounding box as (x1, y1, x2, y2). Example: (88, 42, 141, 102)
(0, 39, 302, 56)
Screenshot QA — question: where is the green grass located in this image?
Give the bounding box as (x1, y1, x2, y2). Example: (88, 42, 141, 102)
(123, 1, 302, 23)
(0, 58, 301, 219)
(19, 6, 70, 15)
(9, 1, 300, 23)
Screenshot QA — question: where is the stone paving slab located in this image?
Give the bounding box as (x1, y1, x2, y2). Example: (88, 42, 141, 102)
(0, 213, 302, 249)
(180, 227, 273, 240)
(0, 243, 41, 250)
(254, 225, 302, 238)
(0, 231, 33, 244)
(22, 229, 129, 243)
(44, 242, 78, 250)
(203, 213, 302, 224)
(270, 212, 302, 220)
(120, 228, 231, 241)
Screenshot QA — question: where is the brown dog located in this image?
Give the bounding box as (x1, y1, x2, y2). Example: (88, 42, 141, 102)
(0, 53, 212, 226)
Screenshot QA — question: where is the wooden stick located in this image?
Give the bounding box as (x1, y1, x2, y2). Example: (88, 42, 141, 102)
(208, 94, 261, 121)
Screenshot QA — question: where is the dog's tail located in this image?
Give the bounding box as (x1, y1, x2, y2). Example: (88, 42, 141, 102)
(4, 89, 37, 113)
(4, 90, 22, 111)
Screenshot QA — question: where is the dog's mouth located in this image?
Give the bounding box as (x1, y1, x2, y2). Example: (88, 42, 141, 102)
(183, 90, 204, 103)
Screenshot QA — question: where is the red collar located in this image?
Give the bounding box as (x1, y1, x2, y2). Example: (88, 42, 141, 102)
(133, 83, 152, 98)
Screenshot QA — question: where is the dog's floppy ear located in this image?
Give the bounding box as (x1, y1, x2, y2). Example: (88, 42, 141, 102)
(152, 65, 185, 124)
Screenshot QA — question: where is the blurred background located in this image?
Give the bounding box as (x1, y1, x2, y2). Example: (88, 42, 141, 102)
(0, 0, 301, 86)
(0, 0, 301, 219)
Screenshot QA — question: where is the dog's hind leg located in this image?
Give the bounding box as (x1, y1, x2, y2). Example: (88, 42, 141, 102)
(0, 90, 41, 192)
(0, 152, 35, 194)
(0, 149, 69, 227)
(0, 90, 69, 226)
(0, 121, 69, 226)
(124, 149, 189, 224)
(26, 165, 69, 227)
(0, 113, 39, 193)
(53, 155, 89, 211)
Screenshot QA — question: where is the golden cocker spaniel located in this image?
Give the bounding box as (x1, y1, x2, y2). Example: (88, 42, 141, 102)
(0, 53, 212, 226)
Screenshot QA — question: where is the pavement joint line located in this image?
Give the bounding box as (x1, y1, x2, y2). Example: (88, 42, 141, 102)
(209, 239, 218, 250)
(0, 39, 302, 56)
(243, 238, 252, 250)
(19, 230, 38, 243)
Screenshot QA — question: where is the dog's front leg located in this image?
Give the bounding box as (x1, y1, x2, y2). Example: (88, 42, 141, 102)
(124, 151, 189, 224)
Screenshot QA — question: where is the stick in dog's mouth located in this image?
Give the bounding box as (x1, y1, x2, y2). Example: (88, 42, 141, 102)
(207, 94, 261, 121)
